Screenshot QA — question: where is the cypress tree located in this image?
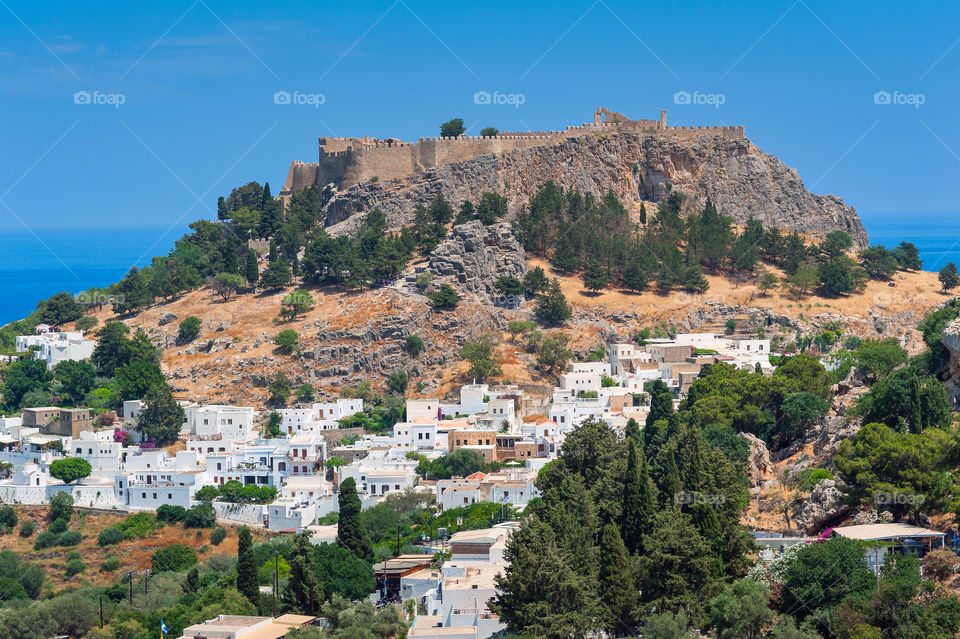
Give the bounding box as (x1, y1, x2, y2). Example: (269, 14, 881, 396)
(282, 531, 317, 614)
(909, 375, 924, 433)
(599, 523, 640, 634)
(625, 417, 640, 442)
(337, 477, 372, 561)
(221, 240, 239, 274)
(236, 526, 258, 604)
(621, 439, 656, 555)
(269, 239, 278, 262)
(639, 202, 647, 225)
(245, 248, 259, 285)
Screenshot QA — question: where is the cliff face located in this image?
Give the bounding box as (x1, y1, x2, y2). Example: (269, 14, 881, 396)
(323, 132, 867, 247)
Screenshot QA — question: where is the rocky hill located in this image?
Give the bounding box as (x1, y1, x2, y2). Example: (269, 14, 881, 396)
(81, 219, 940, 409)
(323, 132, 867, 248)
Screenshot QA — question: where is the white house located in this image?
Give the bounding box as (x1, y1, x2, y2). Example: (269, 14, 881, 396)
(184, 405, 255, 442)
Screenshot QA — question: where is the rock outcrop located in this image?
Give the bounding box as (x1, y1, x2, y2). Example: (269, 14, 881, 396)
(324, 132, 867, 247)
(428, 221, 527, 301)
(940, 317, 960, 403)
(794, 479, 849, 533)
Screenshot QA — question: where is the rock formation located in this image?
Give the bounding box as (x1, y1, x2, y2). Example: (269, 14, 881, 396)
(427, 221, 527, 301)
(322, 132, 867, 247)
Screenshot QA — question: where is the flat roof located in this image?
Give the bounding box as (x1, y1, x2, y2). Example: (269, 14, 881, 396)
(833, 523, 945, 541)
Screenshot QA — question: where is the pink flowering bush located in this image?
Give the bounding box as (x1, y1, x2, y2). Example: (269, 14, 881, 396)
(923, 548, 959, 581)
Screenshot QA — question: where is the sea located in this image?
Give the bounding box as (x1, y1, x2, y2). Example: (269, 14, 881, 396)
(0, 226, 188, 326)
(1, 213, 959, 326)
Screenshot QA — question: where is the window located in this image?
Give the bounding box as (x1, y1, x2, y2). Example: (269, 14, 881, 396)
(75, 448, 82, 454)
(141, 492, 146, 499)
(152, 493, 157, 499)
(168, 493, 172, 499)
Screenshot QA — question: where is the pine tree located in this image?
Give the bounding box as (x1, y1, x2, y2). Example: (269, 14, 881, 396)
(582, 261, 609, 292)
(269, 239, 278, 262)
(245, 248, 259, 285)
(550, 235, 579, 273)
(598, 523, 640, 634)
(621, 439, 657, 554)
(337, 477, 372, 561)
(236, 526, 259, 604)
(622, 259, 647, 293)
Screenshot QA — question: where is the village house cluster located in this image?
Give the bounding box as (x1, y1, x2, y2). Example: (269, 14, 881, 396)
(0, 331, 775, 639)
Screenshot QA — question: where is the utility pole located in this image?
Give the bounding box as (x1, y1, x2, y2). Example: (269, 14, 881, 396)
(273, 553, 278, 618)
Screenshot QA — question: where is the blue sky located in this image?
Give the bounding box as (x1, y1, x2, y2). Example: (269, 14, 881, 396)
(2, 0, 959, 238)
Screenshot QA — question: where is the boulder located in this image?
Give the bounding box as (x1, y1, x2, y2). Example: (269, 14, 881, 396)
(158, 312, 178, 326)
(794, 479, 849, 533)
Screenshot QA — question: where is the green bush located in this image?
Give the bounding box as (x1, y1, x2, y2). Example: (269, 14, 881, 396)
(183, 503, 217, 529)
(0, 506, 17, 530)
(65, 557, 86, 576)
(156, 504, 187, 523)
(178, 316, 202, 343)
(210, 527, 228, 546)
(117, 512, 157, 539)
(97, 526, 124, 547)
(49, 518, 68, 535)
(48, 492, 73, 522)
(34, 531, 58, 550)
(792, 468, 835, 491)
(19, 520, 35, 538)
(151, 544, 198, 572)
(58, 530, 82, 546)
(101, 556, 121, 572)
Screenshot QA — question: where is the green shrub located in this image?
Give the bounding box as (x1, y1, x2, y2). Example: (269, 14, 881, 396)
(210, 527, 228, 546)
(65, 557, 86, 576)
(49, 517, 68, 535)
(178, 316, 202, 343)
(117, 512, 157, 539)
(98, 526, 124, 547)
(156, 504, 187, 523)
(101, 556, 121, 572)
(0, 506, 17, 530)
(151, 544, 198, 572)
(34, 531, 57, 550)
(58, 530, 82, 546)
(792, 467, 835, 491)
(19, 520, 35, 537)
(66, 550, 82, 561)
(183, 503, 216, 528)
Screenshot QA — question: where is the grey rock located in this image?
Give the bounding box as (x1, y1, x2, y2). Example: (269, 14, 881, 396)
(158, 312, 178, 326)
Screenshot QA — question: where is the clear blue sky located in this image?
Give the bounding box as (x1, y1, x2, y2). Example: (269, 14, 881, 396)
(2, 0, 958, 236)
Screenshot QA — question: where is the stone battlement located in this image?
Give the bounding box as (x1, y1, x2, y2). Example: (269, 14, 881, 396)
(279, 108, 745, 203)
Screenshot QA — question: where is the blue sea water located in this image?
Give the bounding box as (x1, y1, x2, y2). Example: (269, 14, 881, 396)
(862, 212, 960, 273)
(0, 214, 958, 327)
(0, 226, 186, 326)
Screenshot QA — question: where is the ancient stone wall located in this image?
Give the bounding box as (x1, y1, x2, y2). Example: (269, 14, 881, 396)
(279, 109, 747, 200)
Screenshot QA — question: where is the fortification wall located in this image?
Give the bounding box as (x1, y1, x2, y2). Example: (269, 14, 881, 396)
(280, 110, 747, 197)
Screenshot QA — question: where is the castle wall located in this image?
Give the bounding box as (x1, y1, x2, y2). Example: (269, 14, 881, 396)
(279, 111, 747, 199)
